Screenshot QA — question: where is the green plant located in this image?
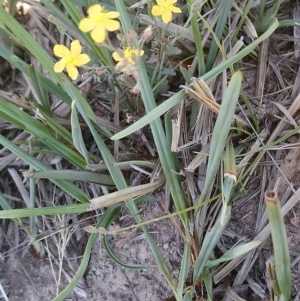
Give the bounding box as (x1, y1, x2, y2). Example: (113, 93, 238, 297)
(0, 1, 297, 300)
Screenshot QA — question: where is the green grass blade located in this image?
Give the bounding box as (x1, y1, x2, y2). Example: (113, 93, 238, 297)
(183, 290, 192, 301)
(71, 100, 90, 164)
(279, 19, 300, 27)
(40, 114, 73, 145)
(30, 175, 45, 257)
(187, 0, 205, 130)
(265, 191, 291, 300)
(177, 244, 191, 297)
(203, 270, 213, 301)
(197, 71, 243, 205)
(206, 241, 261, 268)
(206, 1, 232, 71)
(40, 0, 81, 34)
(232, 0, 255, 41)
(256, 0, 281, 32)
(187, 0, 205, 75)
(103, 237, 148, 270)
(27, 65, 51, 116)
(8, 0, 17, 15)
(23, 170, 115, 187)
(111, 91, 185, 140)
(0, 203, 89, 218)
(0, 190, 13, 211)
(114, 1, 184, 294)
(0, 189, 23, 225)
(193, 207, 231, 282)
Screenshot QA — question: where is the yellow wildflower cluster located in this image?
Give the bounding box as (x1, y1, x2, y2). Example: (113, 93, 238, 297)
(53, 1, 182, 79)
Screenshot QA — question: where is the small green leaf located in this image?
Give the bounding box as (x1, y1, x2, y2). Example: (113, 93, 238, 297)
(183, 290, 192, 301)
(193, 207, 231, 282)
(71, 100, 90, 164)
(206, 241, 261, 268)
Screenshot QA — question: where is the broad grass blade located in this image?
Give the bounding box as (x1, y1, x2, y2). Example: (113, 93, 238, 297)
(197, 71, 243, 206)
(177, 244, 191, 297)
(265, 191, 291, 300)
(23, 170, 115, 187)
(193, 207, 231, 282)
(71, 100, 90, 164)
(203, 270, 213, 301)
(206, 241, 261, 268)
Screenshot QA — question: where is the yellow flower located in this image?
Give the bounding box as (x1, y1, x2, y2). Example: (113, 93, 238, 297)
(112, 47, 144, 73)
(53, 40, 90, 80)
(78, 4, 120, 43)
(151, 0, 182, 24)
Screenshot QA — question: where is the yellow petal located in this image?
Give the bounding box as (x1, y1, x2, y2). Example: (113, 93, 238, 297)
(78, 18, 95, 32)
(70, 40, 81, 57)
(66, 63, 78, 80)
(152, 5, 164, 16)
(156, 0, 165, 6)
(131, 49, 144, 57)
(162, 10, 172, 23)
(126, 57, 135, 64)
(105, 11, 120, 19)
(166, 0, 177, 4)
(104, 19, 120, 32)
(53, 45, 69, 58)
(124, 47, 132, 57)
(73, 54, 90, 66)
(90, 25, 106, 43)
(88, 4, 103, 19)
(112, 51, 122, 62)
(54, 58, 66, 73)
(115, 61, 127, 73)
(170, 5, 182, 13)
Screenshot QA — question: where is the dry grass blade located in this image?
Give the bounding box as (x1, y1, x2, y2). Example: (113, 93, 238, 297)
(255, 38, 269, 97)
(88, 177, 165, 210)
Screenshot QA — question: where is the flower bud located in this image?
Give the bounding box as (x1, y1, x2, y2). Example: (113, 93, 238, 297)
(142, 26, 153, 42)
